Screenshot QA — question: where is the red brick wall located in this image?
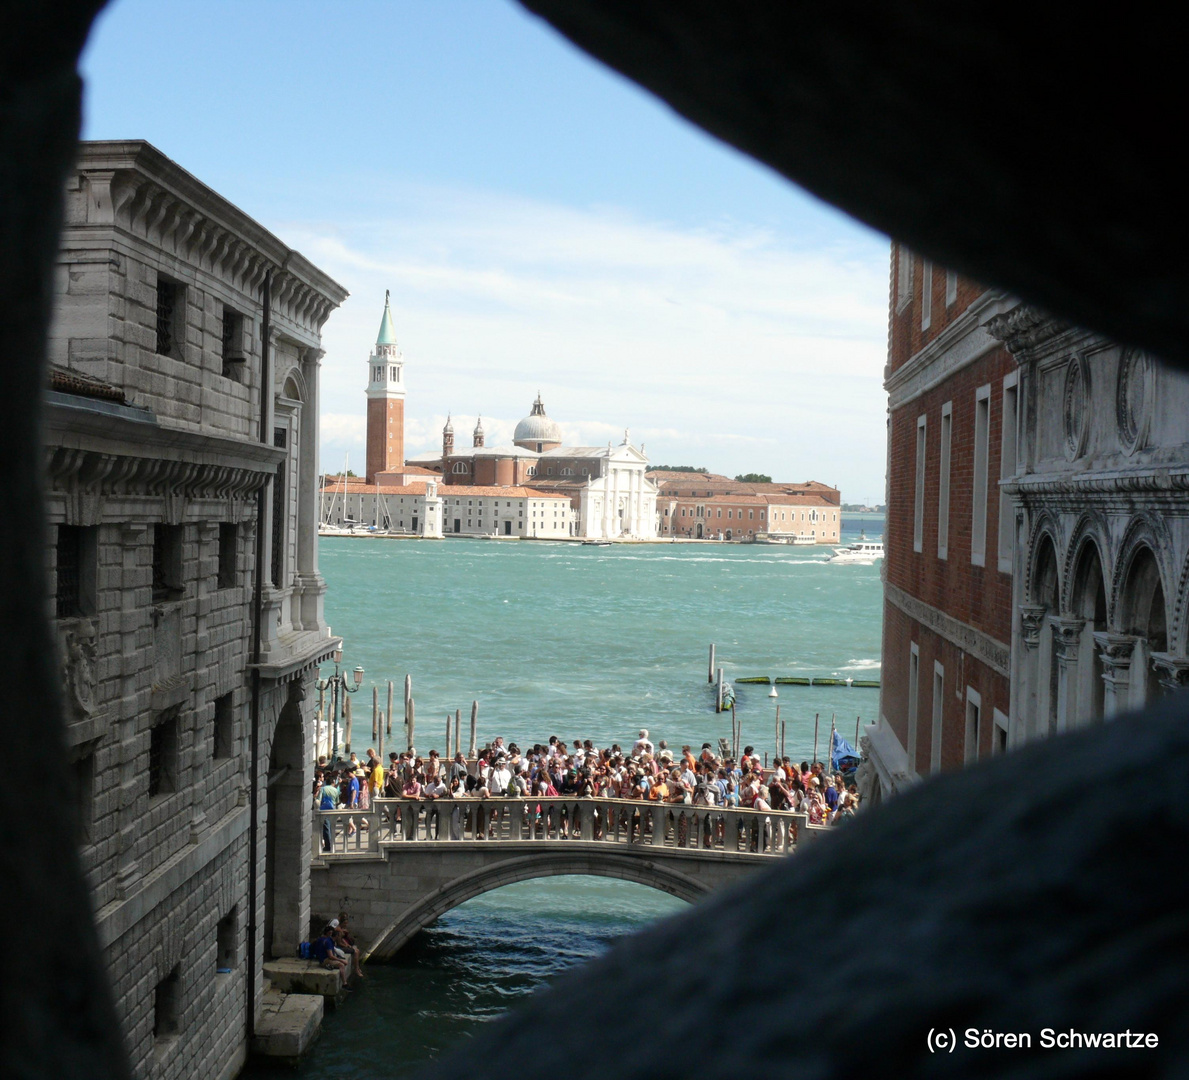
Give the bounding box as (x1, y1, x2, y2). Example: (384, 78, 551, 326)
(882, 601, 1010, 773)
(888, 247, 987, 375)
(365, 397, 404, 484)
(886, 346, 1015, 644)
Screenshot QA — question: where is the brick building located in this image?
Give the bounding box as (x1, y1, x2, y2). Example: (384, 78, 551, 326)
(651, 472, 842, 542)
(866, 245, 1189, 804)
(47, 142, 345, 1077)
(866, 249, 1019, 800)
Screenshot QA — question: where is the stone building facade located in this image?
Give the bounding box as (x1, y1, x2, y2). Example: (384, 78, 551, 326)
(47, 141, 345, 1079)
(989, 307, 1189, 736)
(651, 472, 842, 542)
(406, 396, 659, 539)
(867, 245, 1189, 802)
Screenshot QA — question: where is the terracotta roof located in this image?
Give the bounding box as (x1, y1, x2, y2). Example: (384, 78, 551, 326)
(399, 465, 440, 476)
(439, 486, 569, 499)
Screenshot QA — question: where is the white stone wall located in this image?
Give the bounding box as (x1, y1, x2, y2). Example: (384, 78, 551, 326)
(988, 308, 1189, 745)
(440, 493, 573, 537)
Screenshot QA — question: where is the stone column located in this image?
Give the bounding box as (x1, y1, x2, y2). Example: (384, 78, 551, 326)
(296, 348, 327, 632)
(1052, 618, 1085, 734)
(1093, 632, 1137, 718)
(1017, 605, 1047, 741)
(1150, 653, 1189, 696)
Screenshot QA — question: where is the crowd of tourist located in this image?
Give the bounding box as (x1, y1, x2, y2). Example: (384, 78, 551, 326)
(313, 727, 860, 848)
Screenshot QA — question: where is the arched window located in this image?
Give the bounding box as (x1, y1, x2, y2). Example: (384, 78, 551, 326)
(1070, 540, 1109, 722)
(1120, 546, 1167, 702)
(452, 461, 469, 474)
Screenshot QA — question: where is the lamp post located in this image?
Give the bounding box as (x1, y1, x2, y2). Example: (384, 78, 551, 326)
(316, 648, 364, 763)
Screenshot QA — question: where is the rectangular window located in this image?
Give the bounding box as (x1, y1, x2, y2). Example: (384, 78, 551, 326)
(150, 707, 180, 797)
(213, 692, 234, 759)
(971, 385, 991, 566)
(945, 268, 958, 306)
(938, 402, 952, 560)
(913, 415, 927, 553)
(992, 708, 1009, 756)
(220, 305, 245, 380)
(56, 525, 97, 617)
(931, 662, 944, 775)
(921, 260, 933, 330)
(908, 643, 920, 773)
(998, 374, 1019, 574)
(896, 245, 914, 312)
(217, 523, 237, 589)
(965, 686, 982, 765)
(271, 429, 287, 587)
(152, 524, 183, 602)
(154, 965, 181, 1038)
(71, 750, 95, 844)
(216, 908, 237, 973)
(155, 277, 183, 358)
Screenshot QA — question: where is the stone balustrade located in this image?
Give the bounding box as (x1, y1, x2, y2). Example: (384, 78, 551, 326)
(315, 796, 815, 860)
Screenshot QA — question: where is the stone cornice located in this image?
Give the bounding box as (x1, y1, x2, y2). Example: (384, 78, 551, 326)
(984, 304, 1070, 356)
(45, 396, 283, 499)
(884, 579, 1010, 677)
(252, 631, 342, 683)
(885, 290, 1019, 409)
(1005, 468, 1189, 500)
(66, 141, 347, 333)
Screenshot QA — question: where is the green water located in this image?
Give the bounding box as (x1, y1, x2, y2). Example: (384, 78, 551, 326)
(262, 521, 883, 1075)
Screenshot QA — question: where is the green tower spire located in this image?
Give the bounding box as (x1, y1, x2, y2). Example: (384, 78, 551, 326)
(376, 289, 398, 346)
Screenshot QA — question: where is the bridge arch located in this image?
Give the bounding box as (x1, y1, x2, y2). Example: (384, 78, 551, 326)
(365, 850, 709, 960)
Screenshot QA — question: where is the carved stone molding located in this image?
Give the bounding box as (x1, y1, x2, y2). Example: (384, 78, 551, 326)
(57, 617, 97, 720)
(1062, 353, 1091, 461)
(885, 580, 1010, 676)
(1116, 346, 1154, 456)
(984, 305, 1069, 356)
(1150, 652, 1189, 694)
(1053, 617, 1086, 663)
(1020, 605, 1048, 648)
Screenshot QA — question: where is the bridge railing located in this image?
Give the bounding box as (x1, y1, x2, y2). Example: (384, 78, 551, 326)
(315, 797, 815, 858)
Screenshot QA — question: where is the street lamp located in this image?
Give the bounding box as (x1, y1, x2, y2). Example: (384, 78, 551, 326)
(317, 650, 364, 763)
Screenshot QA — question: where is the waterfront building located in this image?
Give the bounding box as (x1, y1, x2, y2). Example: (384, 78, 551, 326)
(320, 476, 444, 538)
(866, 247, 1189, 803)
(47, 141, 345, 1077)
(651, 471, 842, 542)
(407, 394, 659, 539)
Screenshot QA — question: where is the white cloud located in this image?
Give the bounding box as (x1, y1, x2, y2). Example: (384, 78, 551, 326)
(281, 183, 889, 497)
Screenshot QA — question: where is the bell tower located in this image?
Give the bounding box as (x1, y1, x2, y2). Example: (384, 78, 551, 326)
(365, 291, 406, 483)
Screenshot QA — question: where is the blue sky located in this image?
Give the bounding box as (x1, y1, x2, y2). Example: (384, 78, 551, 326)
(81, 0, 890, 502)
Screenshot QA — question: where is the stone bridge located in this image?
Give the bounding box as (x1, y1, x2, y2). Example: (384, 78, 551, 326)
(310, 796, 824, 959)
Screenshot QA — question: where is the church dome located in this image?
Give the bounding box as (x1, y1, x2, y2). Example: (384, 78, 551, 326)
(513, 394, 562, 448)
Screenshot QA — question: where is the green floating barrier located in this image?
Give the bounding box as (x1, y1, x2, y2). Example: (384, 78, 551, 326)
(812, 677, 842, 686)
(852, 679, 881, 688)
(735, 677, 772, 684)
(775, 677, 812, 686)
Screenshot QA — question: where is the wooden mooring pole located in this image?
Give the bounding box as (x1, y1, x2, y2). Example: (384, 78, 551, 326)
(445, 714, 452, 758)
(372, 685, 379, 741)
(455, 709, 461, 759)
(386, 680, 393, 737)
(716, 667, 725, 712)
(708, 643, 716, 684)
(813, 713, 819, 766)
(343, 694, 352, 755)
(469, 700, 478, 757)
(407, 697, 415, 753)
(775, 704, 781, 764)
(855, 716, 861, 746)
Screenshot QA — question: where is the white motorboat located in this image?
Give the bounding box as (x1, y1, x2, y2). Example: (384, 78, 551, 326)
(827, 539, 885, 564)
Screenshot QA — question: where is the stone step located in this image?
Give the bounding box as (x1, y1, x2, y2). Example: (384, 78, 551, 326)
(263, 956, 355, 1001)
(251, 986, 323, 1062)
